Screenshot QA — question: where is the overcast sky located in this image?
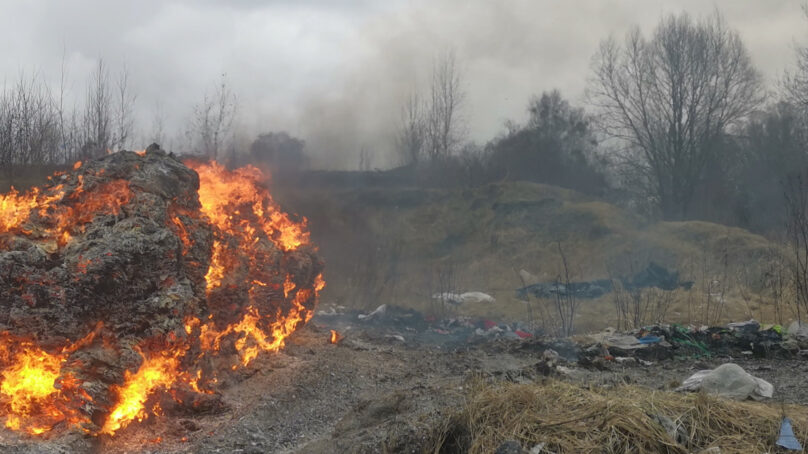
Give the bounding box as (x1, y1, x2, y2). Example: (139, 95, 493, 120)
(0, 0, 805, 168)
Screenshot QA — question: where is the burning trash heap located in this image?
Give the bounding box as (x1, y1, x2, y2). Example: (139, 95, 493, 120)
(0, 145, 324, 436)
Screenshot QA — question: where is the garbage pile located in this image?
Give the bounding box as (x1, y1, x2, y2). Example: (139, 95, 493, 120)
(571, 318, 806, 364)
(316, 300, 808, 364)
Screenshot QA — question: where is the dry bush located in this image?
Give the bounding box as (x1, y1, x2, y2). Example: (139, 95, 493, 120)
(426, 261, 458, 319)
(430, 379, 808, 454)
(738, 250, 795, 325)
(611, 283, 675, 330)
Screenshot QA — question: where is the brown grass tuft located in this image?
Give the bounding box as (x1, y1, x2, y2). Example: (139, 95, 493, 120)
(430, 379, 807, 453)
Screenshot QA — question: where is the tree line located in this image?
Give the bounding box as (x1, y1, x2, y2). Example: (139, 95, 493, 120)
(0, 59, 239, 184)
(393, 10, 808, 235)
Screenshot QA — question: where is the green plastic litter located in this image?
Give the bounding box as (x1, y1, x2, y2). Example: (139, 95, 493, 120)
(670, 324, 711, 357)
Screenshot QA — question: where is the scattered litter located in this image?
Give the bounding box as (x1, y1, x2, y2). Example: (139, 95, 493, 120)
(650, 413, 686, 445)
(677, 363, 773, 400)
(528, 442, 547, 454)
(637, 335, 661, 344)
(432, 291, 496, 305)
(727, 319, 760, 332)
(358, 304, 387, 321)
(777, 417, 803, 451)
(788, 321, 808, 342)
(604, 334, 646, 350)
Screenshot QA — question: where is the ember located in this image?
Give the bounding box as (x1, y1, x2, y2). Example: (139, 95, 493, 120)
(0, 145, 324, 436)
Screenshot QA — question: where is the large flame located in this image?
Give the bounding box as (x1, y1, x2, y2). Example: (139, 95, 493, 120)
(189, 161, 309, 253)
(0, 156, 324, 437)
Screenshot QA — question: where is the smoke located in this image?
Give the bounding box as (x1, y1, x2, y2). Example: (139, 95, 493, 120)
(0, 0, 801, 169)
(288, 0, 804, 169)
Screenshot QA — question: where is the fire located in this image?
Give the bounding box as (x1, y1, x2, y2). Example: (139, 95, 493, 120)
(0, 342, 64, 434)
(196, 279, 321, 367)
(187, 161, 309, 252)
(0, 186, 64, 235)
(0, 326, 100, 435)
(100, 351, 180, 435)
(329, 330, 341, 344)
(0, 176, 131, 246)
(0, 152, 324, 437)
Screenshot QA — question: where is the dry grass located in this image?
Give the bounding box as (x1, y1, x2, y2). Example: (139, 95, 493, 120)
(430, 379, 807, 454)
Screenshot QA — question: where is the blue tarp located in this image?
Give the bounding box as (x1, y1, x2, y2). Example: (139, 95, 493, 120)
(637, 335, 662, 344)
(777, 417, 803, 451)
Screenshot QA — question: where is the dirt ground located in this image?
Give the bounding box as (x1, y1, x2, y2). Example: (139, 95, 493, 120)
(2, 318, 808, 454)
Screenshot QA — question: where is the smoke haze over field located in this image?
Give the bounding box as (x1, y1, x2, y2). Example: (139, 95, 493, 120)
(0, 0, 804, 168)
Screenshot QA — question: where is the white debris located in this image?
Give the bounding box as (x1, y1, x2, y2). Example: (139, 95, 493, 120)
(788, 321, 808, 340)
(431, 291, 495, 305)
(677, 363, 773, 400)
(358, 304, 387, 321)
(459, 291, 496, 304)
(528, 442, 547, 454)
(316, 306, 337, 316)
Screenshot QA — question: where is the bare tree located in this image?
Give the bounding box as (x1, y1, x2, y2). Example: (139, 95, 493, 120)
(358, 145, 372, 171)
(589, 12, 763, 220)
(784, 4, 808, 110)
(396, 92, 425, 166)
(425, 50, 465, 162)
(0, 72, 61, 181)
(187, 74, 237, 159)
(112, 64, 136, 151)
(149, 100, 167, 146)
(785, 172, 808, 323)
(81, 59, 113, 159)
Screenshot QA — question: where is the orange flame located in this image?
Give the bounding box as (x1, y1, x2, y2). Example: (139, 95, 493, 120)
(187, 161, 309, 252)
(0, 325, 100, 434)
(329, 330, 340, 344)
(0, 186, 64, 235)
(100, 351, 180, 435)
(0, 177, 131, 246)
(0, 342, 65, 434)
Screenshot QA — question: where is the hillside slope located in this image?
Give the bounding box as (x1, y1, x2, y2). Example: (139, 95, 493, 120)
(277, 180, 782, 331)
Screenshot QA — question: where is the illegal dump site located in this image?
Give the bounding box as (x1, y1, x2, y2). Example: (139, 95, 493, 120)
(0, 147, 808, 454)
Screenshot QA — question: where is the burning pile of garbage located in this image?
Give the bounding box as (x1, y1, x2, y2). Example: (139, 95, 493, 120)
(0, 145, 324, 436)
